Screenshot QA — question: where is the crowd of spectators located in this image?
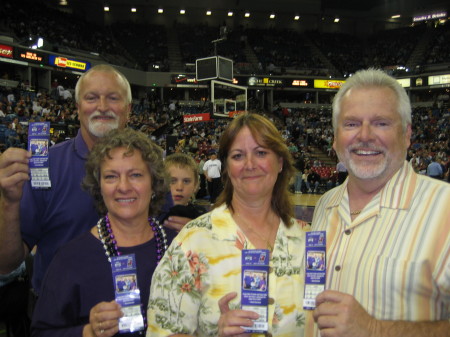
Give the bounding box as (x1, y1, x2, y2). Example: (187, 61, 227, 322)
(423, 22, 450, 65)
(110, 22, 169, 71)
(176, 23, 247, 70)
(0, 0, 121, 61)
(246, 28, 327, 75)
(2, 83, 447, 195)
(307, 31, 366, 77)
(408, 106, 450, 176)
(1, 0, 449, 76)
(366, 26, 424, 69)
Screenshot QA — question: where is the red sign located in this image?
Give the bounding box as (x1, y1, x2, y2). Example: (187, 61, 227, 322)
(0, 44, 13, 58)
(55, 57, 68, 67)
(183, 113, 210, 123)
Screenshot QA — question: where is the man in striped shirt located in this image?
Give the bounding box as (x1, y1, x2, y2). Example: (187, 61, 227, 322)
(306, 69, 450, 337)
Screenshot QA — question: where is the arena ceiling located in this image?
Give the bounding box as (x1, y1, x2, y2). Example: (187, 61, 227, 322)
(95, 0, 448, 18)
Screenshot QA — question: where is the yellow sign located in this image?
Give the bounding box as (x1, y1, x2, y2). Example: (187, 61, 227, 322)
(314, 79, 345, 89)
(55, 57, 87, 70)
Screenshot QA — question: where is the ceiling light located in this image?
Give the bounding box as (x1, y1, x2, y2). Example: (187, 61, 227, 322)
(131, 7, 136, 12)
(158, 8, 163, 14)
(334, 18, 340, 22)
(180, 9, 185, 14)
(228, 11, 233, 16)
(270, 14, 275, 19)
(104, 6, 110, 12)
(391, 14, 401, 18)
(206, 10, 212, 16)
(294, 15, 300, 20)
(245, 12, 250, 18)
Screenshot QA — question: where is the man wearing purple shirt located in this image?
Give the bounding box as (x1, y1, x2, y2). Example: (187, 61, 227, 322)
(0, 64, 131, 295)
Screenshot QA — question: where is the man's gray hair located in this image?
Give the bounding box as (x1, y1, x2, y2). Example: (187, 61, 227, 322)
(332, 68, 412, 133)
(74, 64, 132, 104)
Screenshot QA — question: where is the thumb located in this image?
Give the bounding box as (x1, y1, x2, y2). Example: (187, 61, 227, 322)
(218, 292, 238, 314)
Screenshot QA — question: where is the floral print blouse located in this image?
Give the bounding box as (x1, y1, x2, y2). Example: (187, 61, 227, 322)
(146, 204, 308, 337)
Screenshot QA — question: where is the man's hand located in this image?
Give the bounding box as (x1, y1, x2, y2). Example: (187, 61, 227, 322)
(0, 148, 31, 274)
(0, 148, 31, 203)
(313, 290, 380, 337)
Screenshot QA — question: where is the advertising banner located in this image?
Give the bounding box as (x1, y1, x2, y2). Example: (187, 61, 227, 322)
(15, 47, 47, 64)
(48, 55, 91, 71)
(183, 113, 211, 123)
(314, 79, 345, 89)
(0, 44, 13, 59)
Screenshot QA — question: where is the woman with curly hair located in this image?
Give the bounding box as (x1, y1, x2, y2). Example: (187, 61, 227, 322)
(32, 128, 177, 337)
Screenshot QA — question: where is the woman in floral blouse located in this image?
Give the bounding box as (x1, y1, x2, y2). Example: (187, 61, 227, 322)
(147, 113, 309, 337)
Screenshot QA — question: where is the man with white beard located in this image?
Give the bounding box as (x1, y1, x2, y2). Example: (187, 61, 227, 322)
(306, 68, 450, 337)
(0, 64, 131, 297)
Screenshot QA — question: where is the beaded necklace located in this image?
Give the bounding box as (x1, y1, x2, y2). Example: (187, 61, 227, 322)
(96, 214, 168, 263)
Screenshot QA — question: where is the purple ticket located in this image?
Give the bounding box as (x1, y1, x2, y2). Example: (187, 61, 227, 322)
(241, 249, 270, 333)
(28, 122, 51, 189)
(111, 254, 144, 333)
(304, 231, 326, 310)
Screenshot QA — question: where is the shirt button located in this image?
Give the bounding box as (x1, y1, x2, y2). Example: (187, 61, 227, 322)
(268, 297, 275, 305)
(344, 229, 351, 235)
(335, 265, 341, 271)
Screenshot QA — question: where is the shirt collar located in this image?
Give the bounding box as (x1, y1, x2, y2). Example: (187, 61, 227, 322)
(379, 161, 416, 210)
(322, 161, 416, 212)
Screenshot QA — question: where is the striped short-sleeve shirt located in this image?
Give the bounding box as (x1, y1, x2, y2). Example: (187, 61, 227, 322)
(305, 161, 450, 335)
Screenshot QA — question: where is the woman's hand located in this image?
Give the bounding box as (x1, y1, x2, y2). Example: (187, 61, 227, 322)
(218, 292, 259, 337)
(83, 300, 123, 337)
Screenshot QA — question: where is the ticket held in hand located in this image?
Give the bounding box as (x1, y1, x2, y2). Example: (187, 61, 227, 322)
(241, 249, 270, 333)
(304, 231, 326, 310)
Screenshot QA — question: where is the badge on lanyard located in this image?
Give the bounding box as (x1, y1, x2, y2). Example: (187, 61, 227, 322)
(304, 231, 326, 310)
(241, 249, 270, 333)
(111, 254, 145, 333)
(28, 122, 51, 189)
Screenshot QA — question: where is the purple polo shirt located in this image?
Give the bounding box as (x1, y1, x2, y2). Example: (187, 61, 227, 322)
(21, 130, 99, 293)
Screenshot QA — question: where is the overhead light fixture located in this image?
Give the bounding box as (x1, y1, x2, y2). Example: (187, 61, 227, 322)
(228, 11, 233, 16)
(245, 12, 250, 18)
(334, 18, 340, 22)
(59, 0, 68, 5)
(131, 7, 137, 12)
(31, 37, 44, 49)
(206, 10, 212, 16)
(180, 9, 185, 14)
(391, 14, 401, 18)
(270, 14, 276, 19)
(294, 15, 300, 20)
(158, 8, 163, 14)
(104, 6, 110, 12)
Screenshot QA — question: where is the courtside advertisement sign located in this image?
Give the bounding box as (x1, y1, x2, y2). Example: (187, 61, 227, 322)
(183, 113, 210, 123)
(48, 55, 91, 71)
